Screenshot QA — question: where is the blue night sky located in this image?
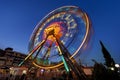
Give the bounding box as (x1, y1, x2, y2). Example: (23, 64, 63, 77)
(0, 0, 120, 66)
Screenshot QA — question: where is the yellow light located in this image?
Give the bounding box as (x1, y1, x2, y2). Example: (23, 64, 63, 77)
(44, 23, 63, 41)
(32, 61, 63, 69)
(115, 64, 120, 68)
(110, 67, 114, 71)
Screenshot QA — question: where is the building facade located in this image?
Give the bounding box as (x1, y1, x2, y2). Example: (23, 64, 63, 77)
(0, 47, 30, 68)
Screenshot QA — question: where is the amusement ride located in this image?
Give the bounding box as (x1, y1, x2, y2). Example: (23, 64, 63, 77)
(19, 6, 91, 80)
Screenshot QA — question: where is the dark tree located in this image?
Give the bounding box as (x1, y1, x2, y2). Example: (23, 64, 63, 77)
(99, 41, 115, 67)
(92, 62, 108, 80)
(99, 41, 120, 80)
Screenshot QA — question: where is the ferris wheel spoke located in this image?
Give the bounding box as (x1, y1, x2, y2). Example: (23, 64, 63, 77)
(42, 42, 53, 59)
(53, 35, 70, 72)
(32, 41, 46, 61)
(18, 40, 46, 66)
(56, 43, 70, 72)
(54, 34, 71, 57)
(26, 34, 49, 62)
(59, 39, 71, 57)
(55, 35, 87, 78)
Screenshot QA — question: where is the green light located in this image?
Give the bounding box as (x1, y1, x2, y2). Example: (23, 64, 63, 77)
(18, 61, 24, 66)
(61, 55, 69, 72)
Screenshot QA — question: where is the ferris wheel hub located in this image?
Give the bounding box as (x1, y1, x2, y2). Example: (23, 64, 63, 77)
(44, 22, 64, 42)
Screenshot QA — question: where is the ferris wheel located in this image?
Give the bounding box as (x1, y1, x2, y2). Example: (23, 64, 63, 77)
(19, 6, 91, 73)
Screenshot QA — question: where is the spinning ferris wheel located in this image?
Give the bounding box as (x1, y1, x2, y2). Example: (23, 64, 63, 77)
(19, 6, 91, 79)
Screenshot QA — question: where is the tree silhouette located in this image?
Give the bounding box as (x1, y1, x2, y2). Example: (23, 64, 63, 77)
(99, 41, 115, 67)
